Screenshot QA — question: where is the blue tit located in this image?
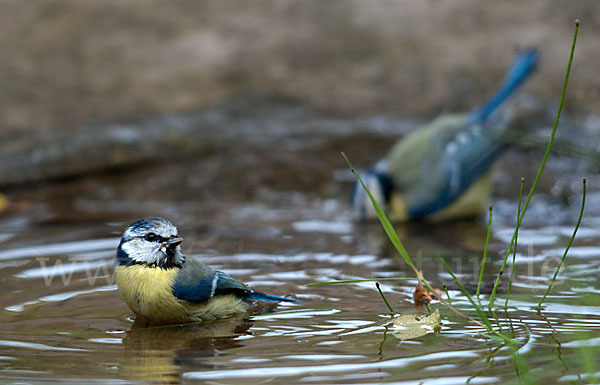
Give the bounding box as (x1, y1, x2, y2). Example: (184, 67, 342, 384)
(115, 217, 298, 325)
(352, 49, 539, 222)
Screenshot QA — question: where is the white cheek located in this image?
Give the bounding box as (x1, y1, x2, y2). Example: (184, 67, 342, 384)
(123, 239, 162, 263)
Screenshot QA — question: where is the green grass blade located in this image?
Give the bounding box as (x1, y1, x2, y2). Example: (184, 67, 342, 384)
(343, 152, 459, 315)
(342, 152, 418, 276)
(480, 333, 506, 343)
(440, 257, 493, 330)
(344, 152, 472, 322)
(344, 154, 511, 342)
(537, 178, 586, 309)
(476, 205, 493, 297)
(489, 19, 580, 309)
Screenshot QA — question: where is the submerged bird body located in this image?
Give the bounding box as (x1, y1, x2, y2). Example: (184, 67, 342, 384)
(353, 49, 539, 221)
(115, 218, 297, 325)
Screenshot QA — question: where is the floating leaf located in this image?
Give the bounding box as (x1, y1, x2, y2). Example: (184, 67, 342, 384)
(392, 309, 441, 341)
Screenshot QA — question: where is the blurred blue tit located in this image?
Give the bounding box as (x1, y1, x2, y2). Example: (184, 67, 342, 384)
(115, 217, 298, 325)
(352, 49, 539, 221)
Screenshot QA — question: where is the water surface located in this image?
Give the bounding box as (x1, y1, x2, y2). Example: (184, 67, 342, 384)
(2, 106, 600, 383)
(1, 188, 600, 384)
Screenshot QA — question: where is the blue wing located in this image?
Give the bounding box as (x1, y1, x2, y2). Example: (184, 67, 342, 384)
(407, 126, 505, 218)
(172, 257, 299, 304)
(172, 258, 250, 303)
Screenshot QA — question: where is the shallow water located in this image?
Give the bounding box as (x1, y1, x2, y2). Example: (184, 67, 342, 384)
(1, 185, 600, 384)
(2, 104, 600, 383)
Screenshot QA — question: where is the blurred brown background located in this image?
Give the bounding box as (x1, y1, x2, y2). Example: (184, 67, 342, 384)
(2, 0, 598, 133)
(0, 1, 598, 216)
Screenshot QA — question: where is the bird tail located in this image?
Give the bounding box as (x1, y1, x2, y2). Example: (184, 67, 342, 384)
(247, 292, 300, 303)
(470, 48, 539, 124)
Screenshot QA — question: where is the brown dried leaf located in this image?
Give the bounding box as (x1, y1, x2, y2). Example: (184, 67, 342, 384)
(413, 270, 433, 306)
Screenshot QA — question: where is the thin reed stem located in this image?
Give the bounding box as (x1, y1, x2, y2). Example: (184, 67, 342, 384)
(476, 205, 493, 297)
(376, 282, 396, 315)
(489, 19, 580, 309)
(505, 178, 525, 310)
(343, 152, 507, 337)
(443, 284, 452, 304)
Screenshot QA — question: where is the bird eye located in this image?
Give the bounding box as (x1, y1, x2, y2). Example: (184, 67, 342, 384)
(144, 233, 158, 242)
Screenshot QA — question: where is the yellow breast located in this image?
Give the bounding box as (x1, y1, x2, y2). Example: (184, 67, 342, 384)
(428, 172, 491, 221)
(390, 172, 492, 222)
(115, 265, 250, 325)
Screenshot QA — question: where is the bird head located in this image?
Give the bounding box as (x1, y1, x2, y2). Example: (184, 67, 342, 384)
(116, 217, 185, 268)
(351, 169, 392, 222)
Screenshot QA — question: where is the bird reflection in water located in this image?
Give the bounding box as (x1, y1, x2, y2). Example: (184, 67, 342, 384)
(119, 317, 253, 383)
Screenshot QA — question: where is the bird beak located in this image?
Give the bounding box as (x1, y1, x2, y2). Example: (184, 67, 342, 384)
(166, 237, 183, 248)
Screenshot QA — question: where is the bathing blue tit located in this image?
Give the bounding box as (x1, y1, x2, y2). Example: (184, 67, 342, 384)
(352, 49, 539, 222)
(115, 217, 298, 325)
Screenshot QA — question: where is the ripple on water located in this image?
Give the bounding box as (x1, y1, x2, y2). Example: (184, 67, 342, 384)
(88, 338, 122, 344)
(292, 220, 353, 234)
(510, 300, 600, 317)
(5, 285, 117, 312)
(562, 336, 600, 347)
(15, 260, 111, 279)
(1, 212, 600, 384)
(280, 354, 366, 360)
(494, 228, 560, 246)
(0, 340, 88, 352)
(0, 238, 119, 261)
(182, 351, 481, 380)
(251, 309, 341, 321)
(544, 246, 600, 259)
(215, 252, 381, 265)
